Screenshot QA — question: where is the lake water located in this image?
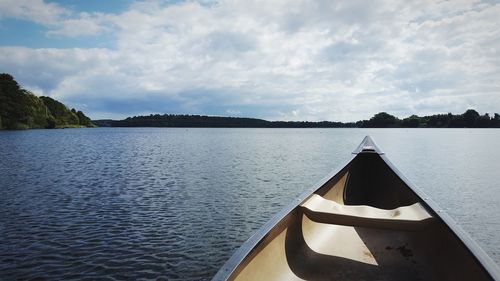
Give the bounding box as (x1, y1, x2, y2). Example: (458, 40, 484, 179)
(1, 128, 499, 280)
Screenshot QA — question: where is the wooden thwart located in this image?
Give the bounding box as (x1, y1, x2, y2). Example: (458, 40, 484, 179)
(301, 194, 434, 230)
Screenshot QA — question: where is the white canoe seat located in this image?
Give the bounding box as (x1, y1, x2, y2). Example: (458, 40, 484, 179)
(300, 194, 434, 230)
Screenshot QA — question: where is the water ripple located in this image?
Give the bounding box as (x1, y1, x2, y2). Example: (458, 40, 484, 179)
(1, 128, 499, 280)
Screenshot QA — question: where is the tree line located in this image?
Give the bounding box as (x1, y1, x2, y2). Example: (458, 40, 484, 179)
(94, 109, 500, 128)
(96, 114, 355, 128)
(3, 72, 498, 129)
(0, 73, 95, 129)
(357, 110, 500, 128)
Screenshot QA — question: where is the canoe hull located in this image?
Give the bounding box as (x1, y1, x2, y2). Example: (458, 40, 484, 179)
(213, 136, 500, 281)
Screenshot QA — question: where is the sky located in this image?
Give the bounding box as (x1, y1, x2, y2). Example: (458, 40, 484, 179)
(0, 0, 499, 121)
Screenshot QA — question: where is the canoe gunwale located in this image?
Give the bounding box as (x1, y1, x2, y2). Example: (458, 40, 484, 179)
(212, 136, 500, 281)
(366, 135, 500, 279)
(379, 152, 500, 280)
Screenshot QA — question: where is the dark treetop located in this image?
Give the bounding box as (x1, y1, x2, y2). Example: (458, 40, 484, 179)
(0, 74, 95, 130)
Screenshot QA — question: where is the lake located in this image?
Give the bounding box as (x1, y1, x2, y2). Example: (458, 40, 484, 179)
(1, 128, 499, 280)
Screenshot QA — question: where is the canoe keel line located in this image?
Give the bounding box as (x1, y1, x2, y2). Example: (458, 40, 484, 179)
(213, 136, 500, 281)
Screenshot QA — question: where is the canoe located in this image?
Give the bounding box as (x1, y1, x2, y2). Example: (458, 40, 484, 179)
(213, 136, 500, 281)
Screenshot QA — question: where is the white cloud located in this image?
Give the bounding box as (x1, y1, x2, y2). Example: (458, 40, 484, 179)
(0, 0, 111, 37)
(0, 0, 68, 25)
(47, 13, 111, 37)
(1, 0, 499, 120)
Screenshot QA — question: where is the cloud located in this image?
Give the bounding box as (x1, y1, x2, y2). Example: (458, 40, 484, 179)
(0, 0, 499, 121)
(0, 0, 111, 37)
(0, 0, 68, 25)
(47, 13, 111, 37)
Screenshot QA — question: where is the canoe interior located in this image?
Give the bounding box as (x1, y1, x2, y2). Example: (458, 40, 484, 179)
(226, 152, 493, 281)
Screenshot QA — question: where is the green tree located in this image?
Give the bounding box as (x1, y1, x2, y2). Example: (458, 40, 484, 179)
(76, 110, 95, 127)
(364, 112, 400, 128)
(46, 115, 56, 128)
(1, 73, 95, 129)
(40, 96, 79, 126)
(476, 113, 491, 128)
(402, 115, 421, 128)
(492, 113, 500, 128)
(0, 74, 49, 128)
(0, 73, 24, 128)
(463, 109, 480, 127)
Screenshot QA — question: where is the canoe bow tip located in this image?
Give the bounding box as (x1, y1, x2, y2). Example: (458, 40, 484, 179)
(353, 135, 384, 155)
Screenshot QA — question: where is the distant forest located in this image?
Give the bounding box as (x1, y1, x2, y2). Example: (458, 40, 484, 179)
(2, 72, 498, 129)
(94, 110, 500, 128)
(0, 73, 95, 129)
